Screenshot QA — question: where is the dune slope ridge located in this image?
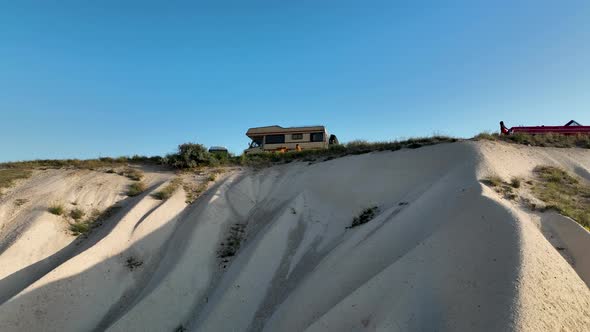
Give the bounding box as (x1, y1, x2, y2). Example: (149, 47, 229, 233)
(1, 141, 589, 332)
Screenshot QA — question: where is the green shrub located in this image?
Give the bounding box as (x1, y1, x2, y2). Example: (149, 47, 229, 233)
(127, 182, 147, 197)
(510, 177, 521, 188)
(14, 198, 29, 207)
(69, 206, 121, 236)
(482, 175, 503, 187)
(70, 208, 85, 220)
(347, 206, 379, 229)
(48, 202, 65, 216)
(167, 143, 212, 168)
(119, 168, 143, 181)
(152, 178, 182, 200)
(125, 256, 143, 270)
(218, 223, 246, 258)
(69, 222, 91, 235)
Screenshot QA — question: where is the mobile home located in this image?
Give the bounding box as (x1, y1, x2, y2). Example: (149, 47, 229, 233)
(244, 125, 337, 154)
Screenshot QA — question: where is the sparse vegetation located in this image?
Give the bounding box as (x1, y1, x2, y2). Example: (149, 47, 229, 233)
(183, 180, 209, 204)
(481, 175, 518, 200)
(218, 223, 246, 258)
(0, 156, 162, 170)
(241, 136, 458, 167)
(125, 256, 143, 270)
(69, 206, 121, 236)
(69, 222, 91, 236)
(510, 177, 522, 188)
(118, 168, 143, 181)
(152, 178, 182, 200)
(127, 182, 147, 197)
(347, 206, 379, 229)
(48, 202, 65, 216)
(474, 132, 590, 149)
(531, 166, 590, 230)
(70, 208, 85, 221)
(14, 198, 29, 207)
(207, 174, 216, 182)
(481, 175, 503, 187)
(0, 169, 32, 194)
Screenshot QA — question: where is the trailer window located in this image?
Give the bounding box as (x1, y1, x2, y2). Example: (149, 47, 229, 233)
(265, 134, 285, 144)
(291, 133, 303, 140)
(310, 132, 324, 142)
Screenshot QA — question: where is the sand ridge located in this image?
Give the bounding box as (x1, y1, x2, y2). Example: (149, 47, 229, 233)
(0, 141, 589, 331)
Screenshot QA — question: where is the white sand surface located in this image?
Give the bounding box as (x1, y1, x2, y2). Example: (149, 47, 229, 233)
(1, 141, 589, 331)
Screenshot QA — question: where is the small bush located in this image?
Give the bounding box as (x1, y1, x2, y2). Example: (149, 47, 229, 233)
(482, 175, 503, 187)
(183, 180, 209, 204)
(125, 256, 143, 270)
(14, 198, 29, 207)
(347, 206, 379, 229)
(127, 182, 147, 197)
(69, 222, 91, 235)
(481, 176, 519, 200)
(510, 177, 521, 188)
(48, 202, 65, 215)
(166, 143, 214, 169)
(207, 174, 216, 182)
(152, 178, 182, 200)
(218, 223, 246, 258)
(119, 168, 143, 181)
(69, 206, 121, 236)
(70, 208, 85, 221)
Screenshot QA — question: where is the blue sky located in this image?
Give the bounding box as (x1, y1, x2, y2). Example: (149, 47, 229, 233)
(1, 1, 589, 161)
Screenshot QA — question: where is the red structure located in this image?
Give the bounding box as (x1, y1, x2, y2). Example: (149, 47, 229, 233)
(500, 120, 590, 135)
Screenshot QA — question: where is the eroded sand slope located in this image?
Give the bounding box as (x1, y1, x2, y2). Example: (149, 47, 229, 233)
(0, 141, 589, 332)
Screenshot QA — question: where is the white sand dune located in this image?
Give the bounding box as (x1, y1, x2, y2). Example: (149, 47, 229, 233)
(1, 141, 589, 331)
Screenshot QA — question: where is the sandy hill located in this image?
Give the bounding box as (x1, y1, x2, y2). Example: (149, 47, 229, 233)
(0, 140, 589, 332)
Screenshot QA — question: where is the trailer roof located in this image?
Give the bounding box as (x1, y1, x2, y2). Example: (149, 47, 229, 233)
(246, 125, 326, 137)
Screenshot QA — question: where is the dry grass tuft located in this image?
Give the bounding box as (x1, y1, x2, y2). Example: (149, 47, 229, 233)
(531, 166, 590, 230)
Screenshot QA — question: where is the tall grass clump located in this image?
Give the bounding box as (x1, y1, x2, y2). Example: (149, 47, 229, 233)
(481, 175, 503, 187)
(152, 178, 182, 200)
(48, 202, 65, 216)
(119, 168, 143, 181)
(532, 166, 590, 229)
(127, 182, 147, 197)
(69, 206, 122, 236)
(218, 223, 246, 258)
(346, 206, 379, 229)
(70, 208, 85, 221)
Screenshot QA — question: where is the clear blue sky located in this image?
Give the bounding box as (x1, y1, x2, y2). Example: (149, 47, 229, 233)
(1, 1, 589, 161)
